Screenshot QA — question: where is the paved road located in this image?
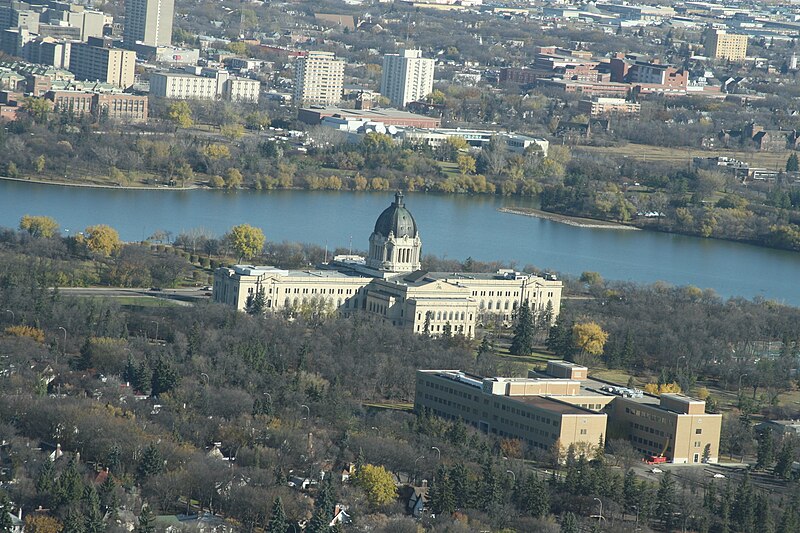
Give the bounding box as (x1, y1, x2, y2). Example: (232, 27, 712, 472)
(56, 287, 211, 305)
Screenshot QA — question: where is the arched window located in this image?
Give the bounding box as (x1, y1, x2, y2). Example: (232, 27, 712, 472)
(285, 298, 290, 307)
(449, 311, 454, 320)
(437, 311, 442, 320)
(487, 301, 493, 310)
(460, 312, 465, 320)
(504, 301, 510, 310)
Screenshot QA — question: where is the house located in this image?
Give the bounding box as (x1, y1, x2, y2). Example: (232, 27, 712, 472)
(340, 463, 356, 483)
(154, 513, 237, 533)
(405, 482, 429, 517)
(288, 475, 313, 491)
(9, 508, 24, 533)
(329, 505, 351, 527)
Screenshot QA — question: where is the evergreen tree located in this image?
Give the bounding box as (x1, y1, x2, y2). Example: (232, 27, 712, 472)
(510, 300, 535, 355)
(731, 473, 756, 532)
(246, 287, 267, 315)
(623, 469, 638, 514)
(83, 484, 105, 533)
(99, 475, 119, 520)
(477, 336, 491, 359)
(561, 512, 579, 533)
(62, 508, 85, 533)
(756, 429, 776, 470)
(774, 439, 795, 479)
(106, 444, 122, 475)
(137, 443, 163, 481)
(449, 463, 469, 509)
(777, 505, 798, 533)
(267, 496, 288, 533)
(56, 458, 84, 506)
(787, 153, 799, 172)
(547, 314, 574, 359)
(136, 505, 155, 533)
(754, 492, 774, 533)
(35, 460, 55, 495)
(0, 491, 13, 533)
(479, 458, 501, 513)
(429, 465, 455, 516)
(520, 473, 550, 518)
(77, 338, 94, 370)
(656, 471, 675, 529)
(354, 448, 366, 473)
(150, 358, 179, 396)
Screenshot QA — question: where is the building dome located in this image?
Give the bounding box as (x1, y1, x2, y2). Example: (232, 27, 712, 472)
(373, 191, 417, 238)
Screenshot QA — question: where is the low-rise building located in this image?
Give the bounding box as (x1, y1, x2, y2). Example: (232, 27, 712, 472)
(416, 361, 722, 463)
(149, 69, 259, 101)
(46, 90, 148, 122)
(578, 97, 641, 117)
(298, 106, 441, 128)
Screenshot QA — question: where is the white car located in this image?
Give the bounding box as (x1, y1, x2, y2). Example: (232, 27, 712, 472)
(713, 473, 725, 479)
(651, 468, 663, 473)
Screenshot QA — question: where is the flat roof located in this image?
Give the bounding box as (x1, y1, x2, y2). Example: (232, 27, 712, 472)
(513, 395, 600, 415)
(300, 106, 434, 120)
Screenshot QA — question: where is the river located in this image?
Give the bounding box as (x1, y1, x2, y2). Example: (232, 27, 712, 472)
(0, 180, 797, 304)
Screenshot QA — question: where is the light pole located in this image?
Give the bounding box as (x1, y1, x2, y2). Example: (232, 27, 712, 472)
(200, 373, 209, 386)
(4, 309, 13, 322)
(676, 355, 686, 376)
(738, 373, 749, 397)
(593, 497, 605, 522)
(414, 455, 425, 484)
(264, 392, 272, 404)
(57, 326, 67, 365)
(505, 469, 516, 483)
(431, 446, 441, 460)
(634, 504, 640, 530)
(300, 404, 310, 420)
(151, 321, 160, 342)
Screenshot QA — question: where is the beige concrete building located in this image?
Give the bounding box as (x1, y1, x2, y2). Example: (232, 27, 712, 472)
(578, 97, 641, 117)
(704, 29, 748, 61)
(415, 368, 607, 452)
(150, 69, 259, 101)
(69, 38, 135, 89)
(213, 192, 563, 338)
(380, 49, 435, 108)
(46, 90, 148, 122)
(123, 0, 174, 47)
(294, 51, 344, 106)
(416, 360, 723, 463)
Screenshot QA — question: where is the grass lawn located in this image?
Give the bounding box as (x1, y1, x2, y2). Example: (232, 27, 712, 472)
(438, 162, 461, 177)
(113, 296, 183, 308)
(574, 143, 791, 170)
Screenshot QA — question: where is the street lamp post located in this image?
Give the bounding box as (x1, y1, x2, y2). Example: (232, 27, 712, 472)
(431, 446, 441, 461)
(264, 392, 272, 404)
(414, 455, 425, 484)
(738, 373, 749, 398)
(57, 326, 67, 366)
(505, 469, 516, 483)
(300, 404, 310, 420)
(151, 321, 160, 343)
(200, 373, 209, 386)
(593, 497, 605, 522)
(676, 355, 686, 376)
(4, 309, 14, 322)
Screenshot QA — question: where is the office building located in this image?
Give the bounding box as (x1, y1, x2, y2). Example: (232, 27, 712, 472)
(415, 361, 723, 463)
(69, 38, 135, 89)
(123, 0, 174, 48)
(380, 49, 434, 107)
(293, 51, 344, 106)
(150, 69, 259, 101)
(704, 29, 748, 61)
(214, 193, 563, 338)
(47, 90, 147, 122)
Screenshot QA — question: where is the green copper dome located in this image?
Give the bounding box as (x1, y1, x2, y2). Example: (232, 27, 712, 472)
(374, 192, 417, 238)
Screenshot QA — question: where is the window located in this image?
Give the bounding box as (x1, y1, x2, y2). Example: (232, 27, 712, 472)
(580, 429, 587, 435)
(696, 429, 702, 435)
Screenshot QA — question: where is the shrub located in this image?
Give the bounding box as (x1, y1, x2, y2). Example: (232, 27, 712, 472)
(5, 325, 46, 343)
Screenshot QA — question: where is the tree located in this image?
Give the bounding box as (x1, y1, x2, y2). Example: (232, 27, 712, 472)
(137, 443, 163, 481)
(572, 322, 609, 359)
(774, 438, 795, 479)
(136, 505, 155, 533)
(167, 101, 193, 128)
(656, 471, 675, 529)
(21, 96, 52, 121)
(224, 168, 243, 189)
(81, 225, 121, 256)
(519, 473, 549, 518)
(227, 224, 266, 261)
(62, 508, 84, 533)
(24, 515, 62, 533)
(756, 429, 775, 470)
(787, 153, 799, 172)
(99, 475, 119, 519)
(356, 464, 397, 507)
(150, 358, 179, 396)
(579, 271, 603, 286)
(19, 215, 59, 238)
(560, 512, 579, 533)
(246, 287, 267, 315)
(267, 496, 288, 533)
(456, 153, 476, 175)
(429, 465, 455, 516)
(34, 155, 46, 173)
(0, 491, 13, 533)
(220, 123, 245, 141)
(82, 484, 105, 533)
(510, 300, 535, 355)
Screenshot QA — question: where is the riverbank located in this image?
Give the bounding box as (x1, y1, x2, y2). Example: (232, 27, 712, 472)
(0, 175, 200, 191)
(499, 207, 640, 230)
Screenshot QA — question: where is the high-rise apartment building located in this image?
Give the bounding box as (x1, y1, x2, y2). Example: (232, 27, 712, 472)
(293, 51, 344, 106)
(69, 37, 135, 89)
(704, 29, 748, 61)
(380, 49, 434, 108)
(123, 0, 174, 47)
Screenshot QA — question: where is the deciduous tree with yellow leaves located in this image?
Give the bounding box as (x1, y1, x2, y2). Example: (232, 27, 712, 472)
(226, 224, 265, 261)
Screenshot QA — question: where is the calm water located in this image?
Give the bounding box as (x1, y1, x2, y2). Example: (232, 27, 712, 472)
(1, 181, 798, 304)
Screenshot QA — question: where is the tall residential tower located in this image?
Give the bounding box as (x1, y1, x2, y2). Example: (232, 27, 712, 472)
(293, 51, 344, 106)
(380, 49, 434, 108)
(123, 0, 174, 47)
